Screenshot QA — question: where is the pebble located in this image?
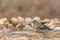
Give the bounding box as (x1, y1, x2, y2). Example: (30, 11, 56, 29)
(17, 37, 28, 40)
(17, 16, 24, 23)
(54, 27, 60, 30)
(42, 19, 50, 23)
(10, 17, 19, 24)
(29, 37, 38, 40)
(25, 18, 32, 23)
(33, 16, 41, 23)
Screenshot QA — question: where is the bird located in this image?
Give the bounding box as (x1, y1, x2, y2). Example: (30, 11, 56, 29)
(32, 20, 53, 32)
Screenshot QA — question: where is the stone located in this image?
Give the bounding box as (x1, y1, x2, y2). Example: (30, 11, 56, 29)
(17, 16, 24, 23)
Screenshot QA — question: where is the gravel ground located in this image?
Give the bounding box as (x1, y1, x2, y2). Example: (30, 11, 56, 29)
(0, 30, 60, 40)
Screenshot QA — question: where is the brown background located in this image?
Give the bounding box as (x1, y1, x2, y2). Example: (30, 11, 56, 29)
(0, 0, 60, 19)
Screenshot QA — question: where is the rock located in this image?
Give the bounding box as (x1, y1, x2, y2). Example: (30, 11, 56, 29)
(54, 18, 59, 24)
(0, 24, 4, 29)
(24, 18, 33, 28)
(10, 17, 19, 26)
(16, 23, 25, 30)
(32, 20, 40, 25)
(2, 27, 11, 34)
(25, 18, 32, 24)
(0, 37, 6, 40)
(17, 16, 24, 23)
(45, 19, 57, 29)
(54, 27, 60, 30)
(33, 16, 41, 23)
(17, 37, 28, 40)
(42, 18, 50, 23)
(29, 37, 38, 40)
(4, 21, 14, 29)
(51, 37, 59, 40)
(0, 18, 8, 25)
